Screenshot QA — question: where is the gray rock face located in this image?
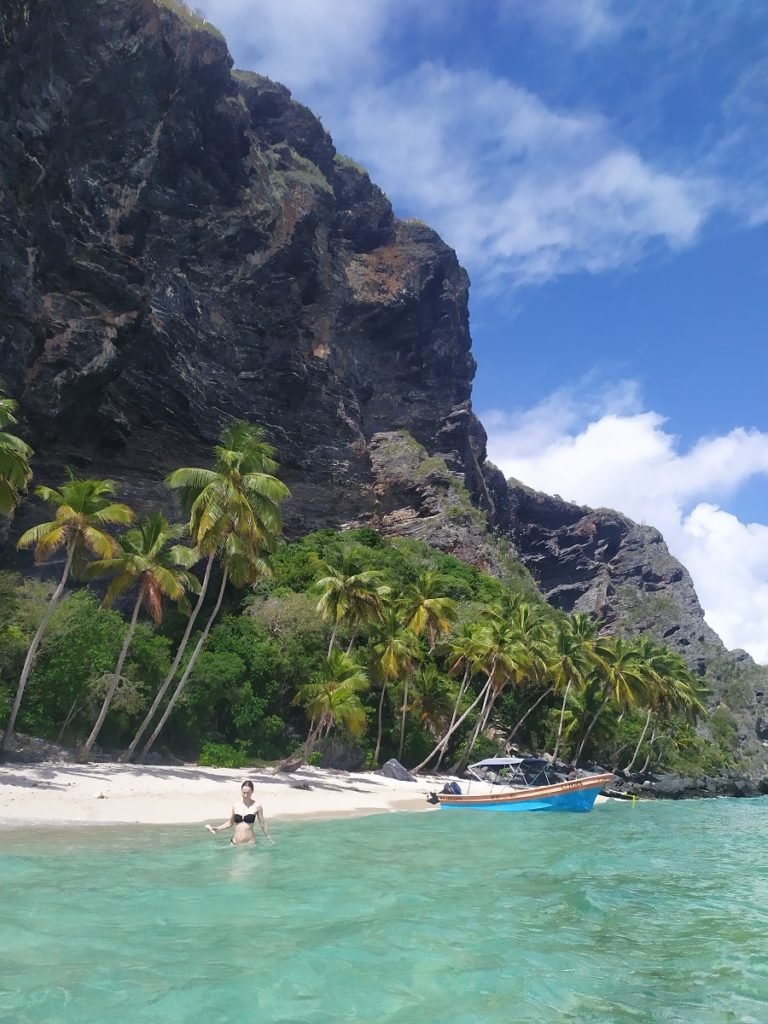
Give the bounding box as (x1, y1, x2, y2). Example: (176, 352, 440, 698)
(0, 0, 766, 776)
(0, 0, 479, 549)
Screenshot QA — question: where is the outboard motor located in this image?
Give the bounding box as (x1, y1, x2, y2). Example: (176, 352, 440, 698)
(427, 781, 462, 804)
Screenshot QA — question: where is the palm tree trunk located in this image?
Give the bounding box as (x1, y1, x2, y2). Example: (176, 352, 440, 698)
(623, 708, 653, 774)
(137, 567, 228, 763)
(455, 687, 498, 772)
(551, 680, 572, 762)
(2, 547, 74, 751)
(411, 682, 489, 774)
(79, 589, 143, 761)
(435, 668, 470, 770)
(503, 686, 553, 748)
(56, 698, 81, 745)
(327, 624, 338, 657)
(374, 679, 388, 765)
(122, 553, 214, 762)
(397, 676, 410, 761)
(574, 694, 612, 766)
(639, 727, 657, 773)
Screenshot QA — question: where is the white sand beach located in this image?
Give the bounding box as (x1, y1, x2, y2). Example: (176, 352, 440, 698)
(0, 762, 444, 828)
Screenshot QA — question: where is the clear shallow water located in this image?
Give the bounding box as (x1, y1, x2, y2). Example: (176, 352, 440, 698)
(1, 799, 767, 1024)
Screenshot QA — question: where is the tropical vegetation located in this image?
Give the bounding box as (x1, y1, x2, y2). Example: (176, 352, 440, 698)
(0, 391, 738, 776)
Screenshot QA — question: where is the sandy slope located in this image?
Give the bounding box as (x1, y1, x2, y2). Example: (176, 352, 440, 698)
(0, 762, 444, 828)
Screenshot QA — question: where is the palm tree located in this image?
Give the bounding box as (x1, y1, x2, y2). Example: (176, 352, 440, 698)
(401, 571, 457, 651)
(315, 548, 390, 655)
(454, 614, 530, 769)
(559, 675, 620, 761)
(127, 421, 289, 763)
(412, 621, 485, 772)
(294, 649, 370, 760)
(78, 513, 200, 761)
(500, 604, 555, 748)
(546, 614, 604, 762)
(573, 636, 650, 765)
(622, 640, 705, 773)
(410, 664, 455, 741)
(396, 571, 457, 759)
(371, 607, 419, 764)
(0, 382, 33, 516)
(2, 475, 133, 750)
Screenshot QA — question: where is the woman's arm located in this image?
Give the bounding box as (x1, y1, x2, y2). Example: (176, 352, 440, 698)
(205, 810, 234, 835)
(256, 804, 273, 843)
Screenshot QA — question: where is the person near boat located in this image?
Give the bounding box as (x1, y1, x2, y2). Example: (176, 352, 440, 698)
(205, 779, 273, 846)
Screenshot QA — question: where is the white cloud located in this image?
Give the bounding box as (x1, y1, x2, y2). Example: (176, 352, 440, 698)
(501, 0, 622, 47)
(193, 2, 714, 287)
(337, 66, 711, 287)
(193, 0, 392, 90)
(484, 383, 768, 663)
(191, 1, 768, 285)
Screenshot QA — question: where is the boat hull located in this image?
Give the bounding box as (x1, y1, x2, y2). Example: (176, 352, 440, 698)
(437, 773, 614, 813)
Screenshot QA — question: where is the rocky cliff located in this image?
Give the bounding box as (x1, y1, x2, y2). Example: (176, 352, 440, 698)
(1, 0, 765, 773)
(0, 0, 482, 535)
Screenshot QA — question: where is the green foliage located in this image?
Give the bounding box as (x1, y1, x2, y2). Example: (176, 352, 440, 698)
(656, 721, 733, 776)
(176, 616, 288, 758)
(708, 705, 740, 755)
(21, 591, 126, 739)
(198, 741, 249, 768)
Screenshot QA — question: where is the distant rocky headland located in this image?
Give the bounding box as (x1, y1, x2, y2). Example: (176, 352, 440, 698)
(1, 0, 766, 775)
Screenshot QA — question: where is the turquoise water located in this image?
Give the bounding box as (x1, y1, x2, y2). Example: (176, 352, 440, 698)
(1, 799, 767, 1024)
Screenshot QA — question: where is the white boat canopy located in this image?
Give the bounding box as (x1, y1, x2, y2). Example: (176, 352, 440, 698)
(469, 757, 547, 769)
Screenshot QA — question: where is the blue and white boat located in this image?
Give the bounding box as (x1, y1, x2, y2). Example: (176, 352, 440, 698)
(430, 757, 613, 813)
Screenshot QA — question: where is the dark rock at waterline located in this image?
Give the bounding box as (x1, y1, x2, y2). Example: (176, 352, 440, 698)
(609, 772, 765, 800)
(377, 759, 416, 783)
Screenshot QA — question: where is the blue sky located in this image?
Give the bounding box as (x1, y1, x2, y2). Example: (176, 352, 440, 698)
(195, 0, 768, 660)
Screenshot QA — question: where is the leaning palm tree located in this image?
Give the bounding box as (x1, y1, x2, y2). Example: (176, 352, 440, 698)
(130, 422, 289, 762)
(622, 639, 705, 773)
(294, 649, 370, 761)
(430, 621, 485, 769)
(314, 548, 390, 655)
(78, 513, 200, 761)
(2, 474, 133, 750)
(453, 614, 530, 770)
(371, 606, 419, 764)
(499, 603, 555, 748)
(546, 614, 604, 762)
(572, 636, 650, 765)
(397, 572, 457, 758)
(0, 382, 33, 516)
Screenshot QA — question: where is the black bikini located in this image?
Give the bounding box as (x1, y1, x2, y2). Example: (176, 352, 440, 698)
(233, 812, 256, 824)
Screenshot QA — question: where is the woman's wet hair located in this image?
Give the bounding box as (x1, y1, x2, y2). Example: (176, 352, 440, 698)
(241, 780, 255, 793)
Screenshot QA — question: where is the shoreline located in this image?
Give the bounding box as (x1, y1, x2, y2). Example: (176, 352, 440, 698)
(0, 761, 443, 829)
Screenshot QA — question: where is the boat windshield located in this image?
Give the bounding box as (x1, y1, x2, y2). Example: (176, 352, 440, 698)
(467, 757, 567, 788)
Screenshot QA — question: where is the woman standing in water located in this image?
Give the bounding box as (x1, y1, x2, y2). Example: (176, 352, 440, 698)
(205, 780, 273, 846)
